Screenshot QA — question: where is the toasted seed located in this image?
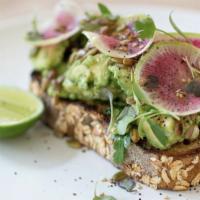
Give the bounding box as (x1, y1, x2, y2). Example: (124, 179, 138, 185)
(130, 129, 140, 143)
(67, 138, 82, 149)
(113, 57, 124, 64)
(191, 172, 200, 186)
(161, 168, 171, 184)
(173, 185, 187, 191)
(123, 58, 136, 66)
(192, 156, 199, 164)
(150, 176, 161, 185)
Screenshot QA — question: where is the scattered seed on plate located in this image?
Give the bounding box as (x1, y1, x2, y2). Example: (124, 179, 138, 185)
(47, 146, 51, 150)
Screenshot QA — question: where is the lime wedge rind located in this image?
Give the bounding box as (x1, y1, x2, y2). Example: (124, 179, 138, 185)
(0, 86, 44, 138)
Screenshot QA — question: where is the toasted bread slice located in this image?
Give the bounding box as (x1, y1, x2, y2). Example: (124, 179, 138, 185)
(30, 74, 200, 191)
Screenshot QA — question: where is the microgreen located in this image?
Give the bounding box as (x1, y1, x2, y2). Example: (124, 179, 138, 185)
(116, 106, 136, 135)
(98, 3, 112, 18)
(123, 134, 131, 148)
(156, 28, 177, 40)
(134, 15, 156, 39)
(101, 89, 114, 133)
(169, 11, 190, 42)
(113, 136, 125, 164)
(26, 18, 42, 41)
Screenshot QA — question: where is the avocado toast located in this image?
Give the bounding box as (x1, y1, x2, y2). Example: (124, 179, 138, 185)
(27, 2, 200, 190)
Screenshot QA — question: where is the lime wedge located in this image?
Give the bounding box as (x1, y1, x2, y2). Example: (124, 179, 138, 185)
(0, 86, 44, 138)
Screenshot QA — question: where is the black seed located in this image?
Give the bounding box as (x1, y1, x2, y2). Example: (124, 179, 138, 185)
(185, 80, 200, 97)
(81, 149, 86, 153)
(183, 139, 190, 145)
(144, 75, 159, 89)
(47, 146, 51, 150)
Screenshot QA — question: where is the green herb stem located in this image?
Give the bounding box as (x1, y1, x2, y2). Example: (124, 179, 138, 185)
(169, 11, 190, 43)
(156, 28, 177, 40)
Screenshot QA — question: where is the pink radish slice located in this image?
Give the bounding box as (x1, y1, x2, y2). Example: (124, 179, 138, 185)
(192, 38, 200, 48)
(83, 31, 153, 59)
(134, 41, 200, 116)
(83, 15, 156, 59)
(154, 32, 200, 48)
(28, 2, 81, 47)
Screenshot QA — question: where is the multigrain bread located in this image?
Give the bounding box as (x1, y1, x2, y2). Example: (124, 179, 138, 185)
(30, 74, 200, 191)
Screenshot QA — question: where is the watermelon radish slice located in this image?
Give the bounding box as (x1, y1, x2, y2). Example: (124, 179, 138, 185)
(83, 15, 155, 58)
(154, 32, 200, 48)
(27, 2, 81, 46)
(134, 41, 200, 116)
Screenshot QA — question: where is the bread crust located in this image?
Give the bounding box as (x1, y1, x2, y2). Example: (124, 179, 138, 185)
(30, 76, 200, 191)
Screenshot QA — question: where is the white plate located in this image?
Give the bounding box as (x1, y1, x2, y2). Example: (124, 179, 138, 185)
(0, 3, 200, 200)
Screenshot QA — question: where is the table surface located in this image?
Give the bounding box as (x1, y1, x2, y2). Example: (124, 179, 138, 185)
(0, 0, 200, 22)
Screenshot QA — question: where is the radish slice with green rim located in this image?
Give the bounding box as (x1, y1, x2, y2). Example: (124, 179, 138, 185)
(27, 1, 81, 47)
(154, 32, 200, 48)
(83, 15, 156, 58)
(134, 41, 200, 116)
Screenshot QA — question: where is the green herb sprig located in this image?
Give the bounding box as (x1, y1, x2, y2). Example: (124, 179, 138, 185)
(169, 11, 190, 42)
(98, 3, 112, 18)
(135, 15, 156, 39)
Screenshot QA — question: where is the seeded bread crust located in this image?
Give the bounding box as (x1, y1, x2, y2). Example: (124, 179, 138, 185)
(30, 76, 200, 191)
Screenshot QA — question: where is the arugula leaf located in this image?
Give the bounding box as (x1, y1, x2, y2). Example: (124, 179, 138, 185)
(93, 194, 117, 200)
(113, 137, 125, 164)
(98, 3, 112, 17)
(116, 106, 136, 135)
(169, 12, 189, 42)
(135, 15, 156, 39)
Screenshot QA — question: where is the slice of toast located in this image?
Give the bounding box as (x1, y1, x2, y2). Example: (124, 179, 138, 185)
(30, 74, 200, 191)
